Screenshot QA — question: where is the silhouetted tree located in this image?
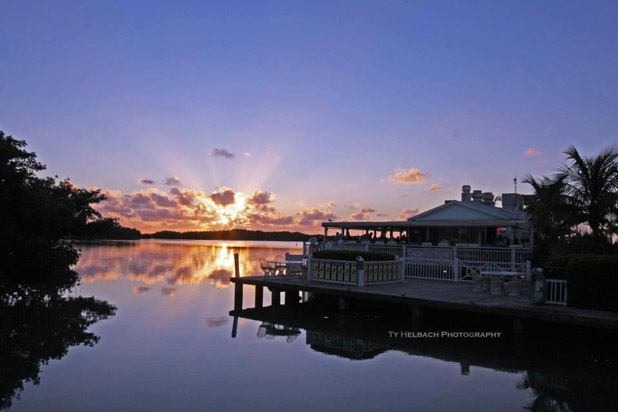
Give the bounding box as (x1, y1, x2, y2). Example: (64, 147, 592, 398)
(560, 145, 618, 239)
(525, 146, 618, 258)
(523, 174, 572, 241)
(0, 130, 105, 300)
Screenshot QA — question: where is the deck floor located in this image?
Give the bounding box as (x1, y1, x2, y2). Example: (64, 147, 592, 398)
(231, 275, 618, 330)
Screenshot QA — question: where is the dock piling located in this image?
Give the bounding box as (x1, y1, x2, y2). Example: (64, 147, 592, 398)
(234, 253, 240, 278)
(234, 282, 243, 310)
(271, 289, 281, 306)
(255, 285, 264, 308)
(285, 290, 300, 305)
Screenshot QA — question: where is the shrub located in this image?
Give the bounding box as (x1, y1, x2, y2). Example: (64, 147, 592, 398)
(560, 255, 618, 312)
(312, 250, 396, 261)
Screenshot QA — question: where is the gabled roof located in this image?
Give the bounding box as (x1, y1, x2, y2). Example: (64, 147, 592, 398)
(408, 200, 527, 223)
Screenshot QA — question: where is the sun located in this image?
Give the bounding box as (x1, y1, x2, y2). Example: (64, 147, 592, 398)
(215, 193, 247, 225)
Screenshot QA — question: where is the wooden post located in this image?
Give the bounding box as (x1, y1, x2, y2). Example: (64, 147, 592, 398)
(234, 282, 243, 310)
(234, 253, 240, 278)
(285, 290, 299, 305)
(271, 289, 281, 306)
(255, 285, 263, 308)
(231, 316, 238, 338)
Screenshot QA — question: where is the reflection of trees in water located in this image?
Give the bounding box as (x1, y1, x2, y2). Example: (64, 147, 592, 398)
(518, 369, 618, 412)
(0, 297, 115, 410)
(76, 243, 301, 290)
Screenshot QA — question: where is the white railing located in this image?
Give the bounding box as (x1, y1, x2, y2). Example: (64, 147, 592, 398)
(405, 259, 454, 280)
(309, 259, 358, 285)
(308, 258, 404, 286)
(545, 279, 568, 306)
(364, 260, 404, 284)
(318, 241, 531, 282)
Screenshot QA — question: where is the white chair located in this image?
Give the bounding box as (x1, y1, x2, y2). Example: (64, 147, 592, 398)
(259, 258, 276, 276)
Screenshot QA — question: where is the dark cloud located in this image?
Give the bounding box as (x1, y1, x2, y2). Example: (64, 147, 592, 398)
(170, 187, 196, 206)
(205, 317, 229, 328)
(138, 178, 155, 185)
(210, 188, 236, 206)
(150, 192, 177, 208)
(212, 148, 235, 158)
(165, 177, 181, 186)
(298, 208, 337, 226)
(248, 213, 295, 226)
(161, 286, 176, 296)
(249, 190, 274, 205)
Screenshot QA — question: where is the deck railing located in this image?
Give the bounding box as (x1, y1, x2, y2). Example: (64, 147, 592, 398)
(308, 257, 404, 286)
(545, 279, 568, 306)
(316, 241, 531, 282)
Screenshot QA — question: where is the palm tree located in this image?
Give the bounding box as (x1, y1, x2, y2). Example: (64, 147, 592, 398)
(523, 174, 571, 241)
(559, 145, 618, 239)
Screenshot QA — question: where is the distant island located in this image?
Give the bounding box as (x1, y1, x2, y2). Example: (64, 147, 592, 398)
(76, 220, 313, 242)
(145, 229, 312, 242)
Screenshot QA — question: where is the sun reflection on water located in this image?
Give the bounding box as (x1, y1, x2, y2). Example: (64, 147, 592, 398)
(75, 240, 300, 293)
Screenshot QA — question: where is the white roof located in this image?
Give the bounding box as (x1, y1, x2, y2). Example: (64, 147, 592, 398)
(408, 200, 527, 223)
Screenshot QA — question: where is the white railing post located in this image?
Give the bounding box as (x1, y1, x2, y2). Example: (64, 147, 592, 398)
(356, 256, 365, 287)
(397, 257, 405, 282)
(453, 257, 460, 281)
(525, 260, 531, 279)
(510, 248, 516, 272)
(307, 258, 313, 281)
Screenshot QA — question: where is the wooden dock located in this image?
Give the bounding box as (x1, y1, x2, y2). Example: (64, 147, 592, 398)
(231, 275, 618, 330)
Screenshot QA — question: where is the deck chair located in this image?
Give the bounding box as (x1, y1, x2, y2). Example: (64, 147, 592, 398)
(259, 258, 276, 276)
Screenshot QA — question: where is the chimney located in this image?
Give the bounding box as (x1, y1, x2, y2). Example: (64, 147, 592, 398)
(472, 190, 482, 203)
(461, 185, 471, 202)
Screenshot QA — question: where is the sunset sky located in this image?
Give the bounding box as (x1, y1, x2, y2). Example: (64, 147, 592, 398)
(1, 1, 617, 233)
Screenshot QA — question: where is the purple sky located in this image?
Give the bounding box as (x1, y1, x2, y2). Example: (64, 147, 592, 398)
(1, 1, 617, 232)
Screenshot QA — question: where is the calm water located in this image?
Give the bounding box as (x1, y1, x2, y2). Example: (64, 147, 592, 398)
(5, 240, 618, 411)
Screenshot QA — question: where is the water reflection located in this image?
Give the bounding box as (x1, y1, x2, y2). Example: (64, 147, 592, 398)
(75, 240, 301, 293)
(0, 297, 115, 410)
(233, 302, 618, 411)
(7, 241, 617, 411)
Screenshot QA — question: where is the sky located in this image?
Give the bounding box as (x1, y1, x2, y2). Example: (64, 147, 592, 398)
(1, 1, 617, 233)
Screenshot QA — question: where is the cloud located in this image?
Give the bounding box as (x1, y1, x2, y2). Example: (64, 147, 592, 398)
(249, 190, 275, 205)
(388, 167, 428, 184)
(138, 178, 155, 185)
(243, 152, 252, 158)
(298, 208, 337, 226)
(210, 188, 236, 206)
(132, 286, 151, 294)
(212, 148, 235, 158)
(205, 317, 229, 328)
(169, 187, 197, 206)
(524, 147, 541, 157)
(248, 214, 295, 226)
(399, 207, 420, 220)
(165, 177, 181, 186)
(350, 207, 376, 221)
(428, 183, 442, 192)
(98, 185, 341, 233)
(161, 286, 176, 296)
